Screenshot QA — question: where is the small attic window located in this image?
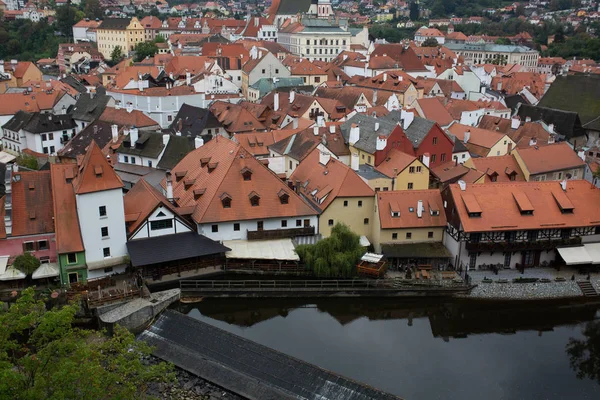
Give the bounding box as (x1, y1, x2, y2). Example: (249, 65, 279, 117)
(208, 162, 218, 173)
(249, 191, 260, 207)
(220, 192, 232, 208)
(241, 167, 252, 181)
(29, 211, 36, 220)
(200, 157, 211, 167)
(28, 182, 35, 190)
(391, 211, 400, 217)
(278, 189, 289, 204)
(184, 178, 195, 190)
(175, 171, 187, 182)
(94, 166, 103, 177)
(193, 188, 206, 200)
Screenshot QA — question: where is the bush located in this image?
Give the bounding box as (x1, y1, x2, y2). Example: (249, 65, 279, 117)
(13, 253, 40, 276)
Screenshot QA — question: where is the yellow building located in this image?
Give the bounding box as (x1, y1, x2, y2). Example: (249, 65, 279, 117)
(290, 148, 376, 242)
(0, 61, 43, 94)
(97, 17, 144, 59)
(372, 190, 450, 267)
(375, 150, 430, 191)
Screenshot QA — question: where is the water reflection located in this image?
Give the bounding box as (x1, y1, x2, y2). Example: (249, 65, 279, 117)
(178, 299, 600, 399)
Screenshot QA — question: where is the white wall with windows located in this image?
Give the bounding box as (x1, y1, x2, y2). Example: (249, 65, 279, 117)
(130, 205, 192, 240)
(198, 215, 319, 241)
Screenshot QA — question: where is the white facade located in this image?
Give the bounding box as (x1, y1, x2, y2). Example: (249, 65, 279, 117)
(2, 125, 77, 155)
(192, 75, 240, 95)
(198, 215, 319, 241)
(73, 26, 98, 43)
(437, 67, 482, 100)
(457, 108, 486, 126)
(130, 205, 192, 240)
(76, 188, 128, 270)
(278, 31, 352, 62)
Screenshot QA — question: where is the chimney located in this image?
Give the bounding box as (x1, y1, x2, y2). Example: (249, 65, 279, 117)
(274, 92, 279, 111)
(169, 72, 174, 80)
(496, 82, 502, 91)
(560, 179, 567, 191)
(313, 126, 319, 136)
(548, 135, 556, 144)
(329, 125, 336, 134)
(525, 116, 531, 122)
(111, 124, 119, 143)
(166, 171, 174, 202)
(289, 90, 295, 103)
(349, 123, 360, 145)
(417, 200, 423, 218)
(90, 91, 95, 99)
(319, 150, 331, 165)
(511, 116, 520, 130)
(115, 101, 121, 110)
(195, 137, 204, 148)
(292, 117, 299, 129)
(162, 134, 170, 146)
(548, 123, 554, 134)
(254, 17, 259, 26)
(93, 125, 99, 134)
(126, 103, 133, 113)
(129, 127, 139, 147)
(529, 137, 537, 146)
(375, 122, 380, 131)
(317, 115, 325, 127)
(577, 149, 585, 161)
(422, 153, 430, 168)
(372, 89, 378, 105)
(401, 109, 414, 129)
(376, 135, 387, 151)
(186, 70, 191, 85)
(351, 152, 359, 171)
(464, 130, 470, 144)
(138, 79, 144, 92)
(458, 180, 466, 191)
(383, 72, 387, 82)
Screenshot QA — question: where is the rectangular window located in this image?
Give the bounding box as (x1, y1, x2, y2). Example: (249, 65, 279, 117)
(50, 146, 55, 154)
(441, 153, 446, 162)
(431, 154, 436, 163)
(41, 134, 47, 141)
(131, 157, 136, 164)
(428, 231, 434, 238)
(99, 206, 107, 217)
(406, 232, 412, 239)
(49, 133, 54, 140)
(43, 147, 48, 154)
(358, 200, 363, 207)
(150, 219, 173, 230)
(392, 233, 398, 240)
(101, 227, 109, 237)
(409, 166, 415, 173)
(103, 247, 111, 257)
(257, 221, 264, 230)
(281, 220, 287, 227)
(343, 200, 348, 207)
(234, 223, 240, 231)
(148, 160, 152, 168)
(504, 252, 511, 267)
(407, 182, 413, 189)
(469, 253, 477, 269)
(416, 166, 422, 173)
(124, 156, 129, 163)
(328, 219, 334, 226)
(364, 218, 369, 225)
(296, 219, 302, 227)
(67, 253, 77, 264)
(261, 69, 266, 73)
(433, 137, 438, 145)
(211, 224, 218, 232)
(527, 230, 538, 241)
(38, 240, 49, 250)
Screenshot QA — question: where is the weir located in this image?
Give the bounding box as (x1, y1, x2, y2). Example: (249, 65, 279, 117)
(139, 310, 401, 400)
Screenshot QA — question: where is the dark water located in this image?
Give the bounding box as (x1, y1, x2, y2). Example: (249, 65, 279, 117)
(178, 298, 600, 400)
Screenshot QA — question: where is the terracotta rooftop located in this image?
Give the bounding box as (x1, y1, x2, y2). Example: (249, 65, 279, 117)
(74, 141, 124, 195)
(375, 149, 419, 178)
(448, 180, 600, 233)
(447, 123, 507, 151)
(513, 142, 585, 175)
(471, 155, 526, 183)
(10, 170, 54, 237)
(377, 190, 446, 230)
(210, 101, 266, 133)
(370, 44, 428, 72)
(416, 97, 454, 126)
(50, 164, 84, 254)
(99, 107, 159, 128)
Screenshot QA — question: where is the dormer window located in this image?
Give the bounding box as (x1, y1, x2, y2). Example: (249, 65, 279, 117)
(193, 188, 206, 200)
(208, 162, 218, 173)
(94, 166, 103, 177)
(175, 171, 187, 182)
(249, 191, 260, 207)
(200, 157, 211, 167)
(184, 178, 195, 190)
(391, 211, 400, 217)
(241, 167, 252, 181)
(220, 192, 232, 208)
(278, 189, 289, 204)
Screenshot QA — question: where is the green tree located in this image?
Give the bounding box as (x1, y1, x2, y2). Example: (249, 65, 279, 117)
(495, 37, 512, 45)
(154, 34, 166, 43)
(421, 38, 439, 47)
(296, 223, 364, 278)
(111, 45, 124, 63)
(409, 1, 419, 21)
(83, 0, 104, 19)
(515, 4, 525, 17)
(15, 153, 38, 170)
(554, 27, 565, 44)
(13, 253, 40, 276)
(566, 320, 600, 383)
(431, 0, 446, 18)
(0, 288, 175, 398)
(133, 41, 158, 62)
(55, 3, 82, 38)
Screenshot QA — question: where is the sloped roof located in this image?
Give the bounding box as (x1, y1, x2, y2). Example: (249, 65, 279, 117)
(168, 103, 222, 137)
(10, 170, 54, 236)
(340, 114, 398, 154)
(210, 101, 266, 133)
(516, 104, 585, 140)
(371, 44, 428, 72)
(416, 97, 454, 126)
(513, 142, 585, 175)
(164, 137, 318, 224)
(393, 115, 436, 147)
(99, 107, 159, 128)
(377, 190, 446, 229)
(375, 149, 420, 178)
(59, 120, 117, 160)
(98, 18, 131, 30)
(447, 123, 505, 150)
(471, 155, 526, 182)
(70, 93, 112, 122)
(50, 164, 84, 254)
(290, 147, 374, 211)
(74, 141, 124, 195)
(157, 135, 195, 170)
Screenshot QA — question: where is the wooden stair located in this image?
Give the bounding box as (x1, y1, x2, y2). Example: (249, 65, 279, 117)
(577, 281, 599, 297)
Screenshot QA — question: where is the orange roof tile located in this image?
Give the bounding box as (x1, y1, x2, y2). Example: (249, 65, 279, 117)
(50, 164, 84, 254)
(447, 123, 506, 151)
(10, 170, 54, 236)
(99, 107, 159, 128)
(210, 101, 266, 133)
(448, 180, 600, 233)
(375, 149, 419, 178)
(74, 141, 124, 195)
(417, 97, 454, 126)
(471, 155, 525, 183)
(513, 142, 585, 175)
(377, 190, 446, 229)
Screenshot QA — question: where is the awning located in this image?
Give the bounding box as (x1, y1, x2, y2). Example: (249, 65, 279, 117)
(224, 239, 300, 261)
(32, 263, 59, 279)
(583, 243, 600, 265)
(0, 256, 8, 276)
(0, 151, 16, 164)
(0, 266, 26, 281)
(381, 242, 452, 259)
(127, 232, 231, 267)
(557, 246, 592, 265)
(359, 236, 370, 247)
(361, 253, 383, 263)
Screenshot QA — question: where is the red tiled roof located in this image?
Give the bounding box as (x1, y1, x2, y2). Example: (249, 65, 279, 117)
(371, 44, 428, 72)
(448, 180, 600, 233)
(50, 163, 84, 254)
(73, 19, 102, 28)
(448, 123, 506, 150)
(210, 101, 266, 133)
(375, 149, 419, 178)
(289, 59, 327, 76)
(377, 190, 446, 229)
(513, 142, 585, 175)
(10, 170, 54, 236)
(471, 155, 526, 183)
(416, 97, 454, 126)
(165, 137, 318, 224)
(74, 141, 124, 195)
(290, 147, 374, 211)
(99, 107, 159, 128)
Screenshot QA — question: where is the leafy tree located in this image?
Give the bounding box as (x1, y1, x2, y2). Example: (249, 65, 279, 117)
(83, 0, 104, 19)
(133, 41, 159, 62)
(0, 19, 61, 61)
(0, 288, 175, 399)
(12, 253, 40, 276)
(409, 1, 419, 21)
(296, 223, 364, 278)
(515, 4, 525, 17)
(566, 320, 600, 383)
(495, 37, 512, 45)
(154, 33, 166, 43)
(55, 3, 82, 38)
(421, 38, 439, 47)
(15, 153, 38, 170)
(430, 0, 446, 18)
(554, 27, 565, 44)
(111, 45, 124, 63)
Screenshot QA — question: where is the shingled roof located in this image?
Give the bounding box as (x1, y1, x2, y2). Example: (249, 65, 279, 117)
(70, 93, 112, 123)
(516, 104, 586, 140)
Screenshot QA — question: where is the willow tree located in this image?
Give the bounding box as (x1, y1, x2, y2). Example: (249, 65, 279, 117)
(296, 223, 364, 278)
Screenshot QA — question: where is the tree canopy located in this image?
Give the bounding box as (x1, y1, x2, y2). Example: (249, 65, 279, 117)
(0, 288, 175, 399)
(566, 320, 600, 383)
(421, 38, 440, 47)
(133, 41, 159, 62)
(0, 19, 61, 61)
(13, 253, 40, 276)
(111, 46, 125, 63)
(409, 1, 419, 21)
(295, 223, 364, 278)
(547, 34, 600, 61)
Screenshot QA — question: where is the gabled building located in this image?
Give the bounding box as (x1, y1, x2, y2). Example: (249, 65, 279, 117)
(512, 142, 586, 182)
(167, 103, 224, 141)
(164, 137, 319, 241)
(209, 101, 266, 135)
(443, 180, 600, 270)
(478, 115, 554, 149)
(374, 149, 430, 191)
(290, 147, 375, 240)
(241, 47, 291, 98)
(447, 123, 516, 158)
(0, 61, 43, 94)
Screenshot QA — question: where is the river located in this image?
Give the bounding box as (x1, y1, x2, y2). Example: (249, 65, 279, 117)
(177, 298, 600, 400)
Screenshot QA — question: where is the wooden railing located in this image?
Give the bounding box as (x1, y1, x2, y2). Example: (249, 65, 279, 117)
(465, 237, 582, 252)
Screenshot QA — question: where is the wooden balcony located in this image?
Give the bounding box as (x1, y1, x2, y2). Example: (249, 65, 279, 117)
(465, 237, 582, 253)
(247, 226, 315, 241)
